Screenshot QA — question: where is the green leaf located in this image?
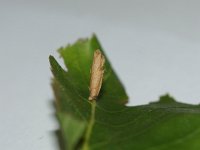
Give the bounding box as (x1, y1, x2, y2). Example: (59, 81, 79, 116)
(50, 35, 200, 150)
(57, 112, 86, 150)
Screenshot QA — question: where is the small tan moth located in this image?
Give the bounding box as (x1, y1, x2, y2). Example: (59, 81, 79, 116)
(88, 50, 105, 101)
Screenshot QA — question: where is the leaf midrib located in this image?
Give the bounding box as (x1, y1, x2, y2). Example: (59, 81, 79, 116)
(82, 101, 96, 150)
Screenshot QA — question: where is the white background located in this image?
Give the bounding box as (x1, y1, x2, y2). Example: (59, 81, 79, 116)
(1, 0, 200, 149)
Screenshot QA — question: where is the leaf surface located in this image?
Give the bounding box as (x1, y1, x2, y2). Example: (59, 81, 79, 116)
(50, 35, 200, 150)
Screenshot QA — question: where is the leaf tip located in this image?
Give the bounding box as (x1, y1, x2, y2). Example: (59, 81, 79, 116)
(159, 94, 176, 103)
(49, 55, 55, 63)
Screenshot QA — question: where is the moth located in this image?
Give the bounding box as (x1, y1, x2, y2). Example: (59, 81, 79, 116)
(89, 50, 105, 101)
